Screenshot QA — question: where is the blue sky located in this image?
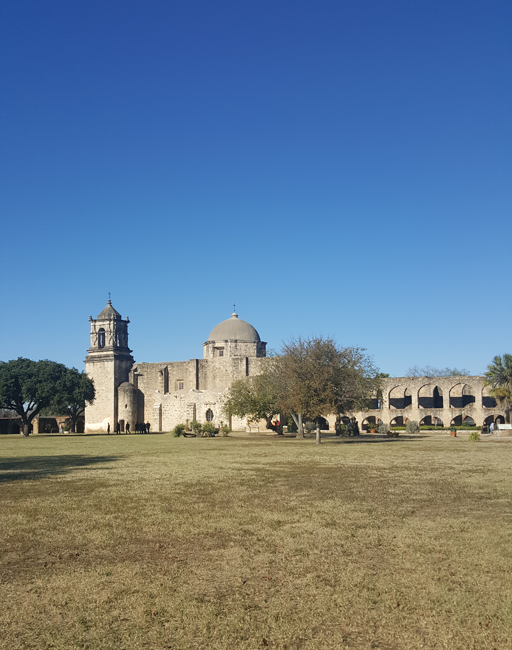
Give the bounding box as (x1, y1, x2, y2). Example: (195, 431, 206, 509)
(1, 0, 510, 376)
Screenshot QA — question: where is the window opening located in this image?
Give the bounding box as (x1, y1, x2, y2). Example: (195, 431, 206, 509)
(98, 328, 105, 348)
(206, 409, 214, 422)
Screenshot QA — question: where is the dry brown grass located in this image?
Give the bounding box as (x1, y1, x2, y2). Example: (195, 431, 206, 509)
(1, 432, 512, 650)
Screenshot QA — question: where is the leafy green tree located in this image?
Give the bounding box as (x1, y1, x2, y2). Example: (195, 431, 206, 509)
(0, 358, 69, 436)
(224, 337, 380, 443)
(277, 337, 379, 442)
(484, 354, 512, 423)
(224, 369, 280, 430)
(49, 367, 95, 433)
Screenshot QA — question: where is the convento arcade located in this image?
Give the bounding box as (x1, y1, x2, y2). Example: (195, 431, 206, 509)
(83, 300, 505, 434)
(353, 376, 504, 432)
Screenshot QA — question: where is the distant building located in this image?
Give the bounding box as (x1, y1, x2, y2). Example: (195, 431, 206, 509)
(84, 300, 266, 432)
(84, 300, 505, 433)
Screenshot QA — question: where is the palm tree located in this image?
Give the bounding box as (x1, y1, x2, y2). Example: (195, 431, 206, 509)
(484, 354, 512, 423)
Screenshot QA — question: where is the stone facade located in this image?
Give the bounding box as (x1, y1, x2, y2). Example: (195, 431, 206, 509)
(85, 301, 504, 433)
(337, 376, 505, 431)
(85, 304, 266, 432)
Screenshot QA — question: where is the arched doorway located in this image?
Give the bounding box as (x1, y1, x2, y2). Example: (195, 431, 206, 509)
(362, 416, 376, 431)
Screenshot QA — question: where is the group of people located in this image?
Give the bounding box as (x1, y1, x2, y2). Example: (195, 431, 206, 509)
(107, 421, 151, 435)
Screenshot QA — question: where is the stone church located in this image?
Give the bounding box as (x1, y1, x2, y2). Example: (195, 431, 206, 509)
(85, 299, 506, 435)
(84, 300, 267, 433)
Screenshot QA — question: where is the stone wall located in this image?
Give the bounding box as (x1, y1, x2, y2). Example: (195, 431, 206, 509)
(129, 355, 270, 431)
(354, 376, 505, 429)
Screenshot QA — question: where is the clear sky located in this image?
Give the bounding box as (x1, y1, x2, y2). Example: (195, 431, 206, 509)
(1, 0, 510, 377)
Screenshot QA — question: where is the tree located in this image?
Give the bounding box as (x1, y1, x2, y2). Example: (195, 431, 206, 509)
(277, 337, 379, 442)
(49, 367, 95, 433)
(224, 369, 280, 430)
(223, 337, 380, 443)
(407, 365, 470, 378)
(0, 358, 70, 436)
(484, 354, 512, 423)
(331, 346, 381, 430)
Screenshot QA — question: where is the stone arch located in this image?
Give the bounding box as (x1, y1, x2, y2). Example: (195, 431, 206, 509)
(368, 388, 384, 409)
(362, 416, 377, 431)
(418, 384, 443, 409)
(389, 386, 411, 409)
(496, 415, 505, 424)
(462, 384, 475, 406)
(449, 383, 475, 409)
(450, 414, 475, 427)
(420, 415, 444, 428)
(484, 414, 495, 427)
(315, 416, 329, 431)
(390, 416, 405, 427)
(482, 385, 497, 408)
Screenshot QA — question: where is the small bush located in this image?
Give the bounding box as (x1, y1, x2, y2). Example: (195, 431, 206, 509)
(220, 425, 231, 436)
(304, 421, 315, 434)
(468, 430, 481, 441)
(202, 422, 216, 437)
(406, 420, 420, 434)
(172, 423, 186, 437)
(191, 421, 202, 436)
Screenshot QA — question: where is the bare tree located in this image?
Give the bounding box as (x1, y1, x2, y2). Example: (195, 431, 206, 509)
(407, 365, 470, 378)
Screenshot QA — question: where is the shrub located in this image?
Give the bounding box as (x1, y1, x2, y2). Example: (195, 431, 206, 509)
(468, 430, 481, 441)
(202, 422, 216, 437)
(191, 421, 202, 436)
(304, 421, 315, 434)
(377, 421, 387, 434)
(406, 420, 420, 434)
(172, 423, 186, 437)
(220, 425, 231, 436)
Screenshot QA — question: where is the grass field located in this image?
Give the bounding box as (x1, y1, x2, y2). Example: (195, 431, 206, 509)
(1, 432, 512, 650)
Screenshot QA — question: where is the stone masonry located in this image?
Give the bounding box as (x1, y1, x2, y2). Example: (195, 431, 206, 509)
(85, 301, 503, 433)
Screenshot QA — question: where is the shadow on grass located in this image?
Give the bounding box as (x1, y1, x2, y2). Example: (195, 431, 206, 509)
(0, 455, 123, 483)
(323, 435, 427, 444)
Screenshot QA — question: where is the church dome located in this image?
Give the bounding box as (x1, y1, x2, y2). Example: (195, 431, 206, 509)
(207, 313, 261, 342)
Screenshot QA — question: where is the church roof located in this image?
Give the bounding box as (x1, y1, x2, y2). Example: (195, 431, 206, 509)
(207, 313, 261, 342)
(97, 300, 121, 320)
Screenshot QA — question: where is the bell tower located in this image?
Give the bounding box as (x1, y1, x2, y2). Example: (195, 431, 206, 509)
(84, 299, 134, 432)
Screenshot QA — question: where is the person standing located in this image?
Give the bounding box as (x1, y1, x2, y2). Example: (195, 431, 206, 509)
(126, 422, 130, 434)
(146, 421, 150, 434)
(490, 421, 495, 435)
(107, 422, 110, 435)
(116, 422, 120, 435)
